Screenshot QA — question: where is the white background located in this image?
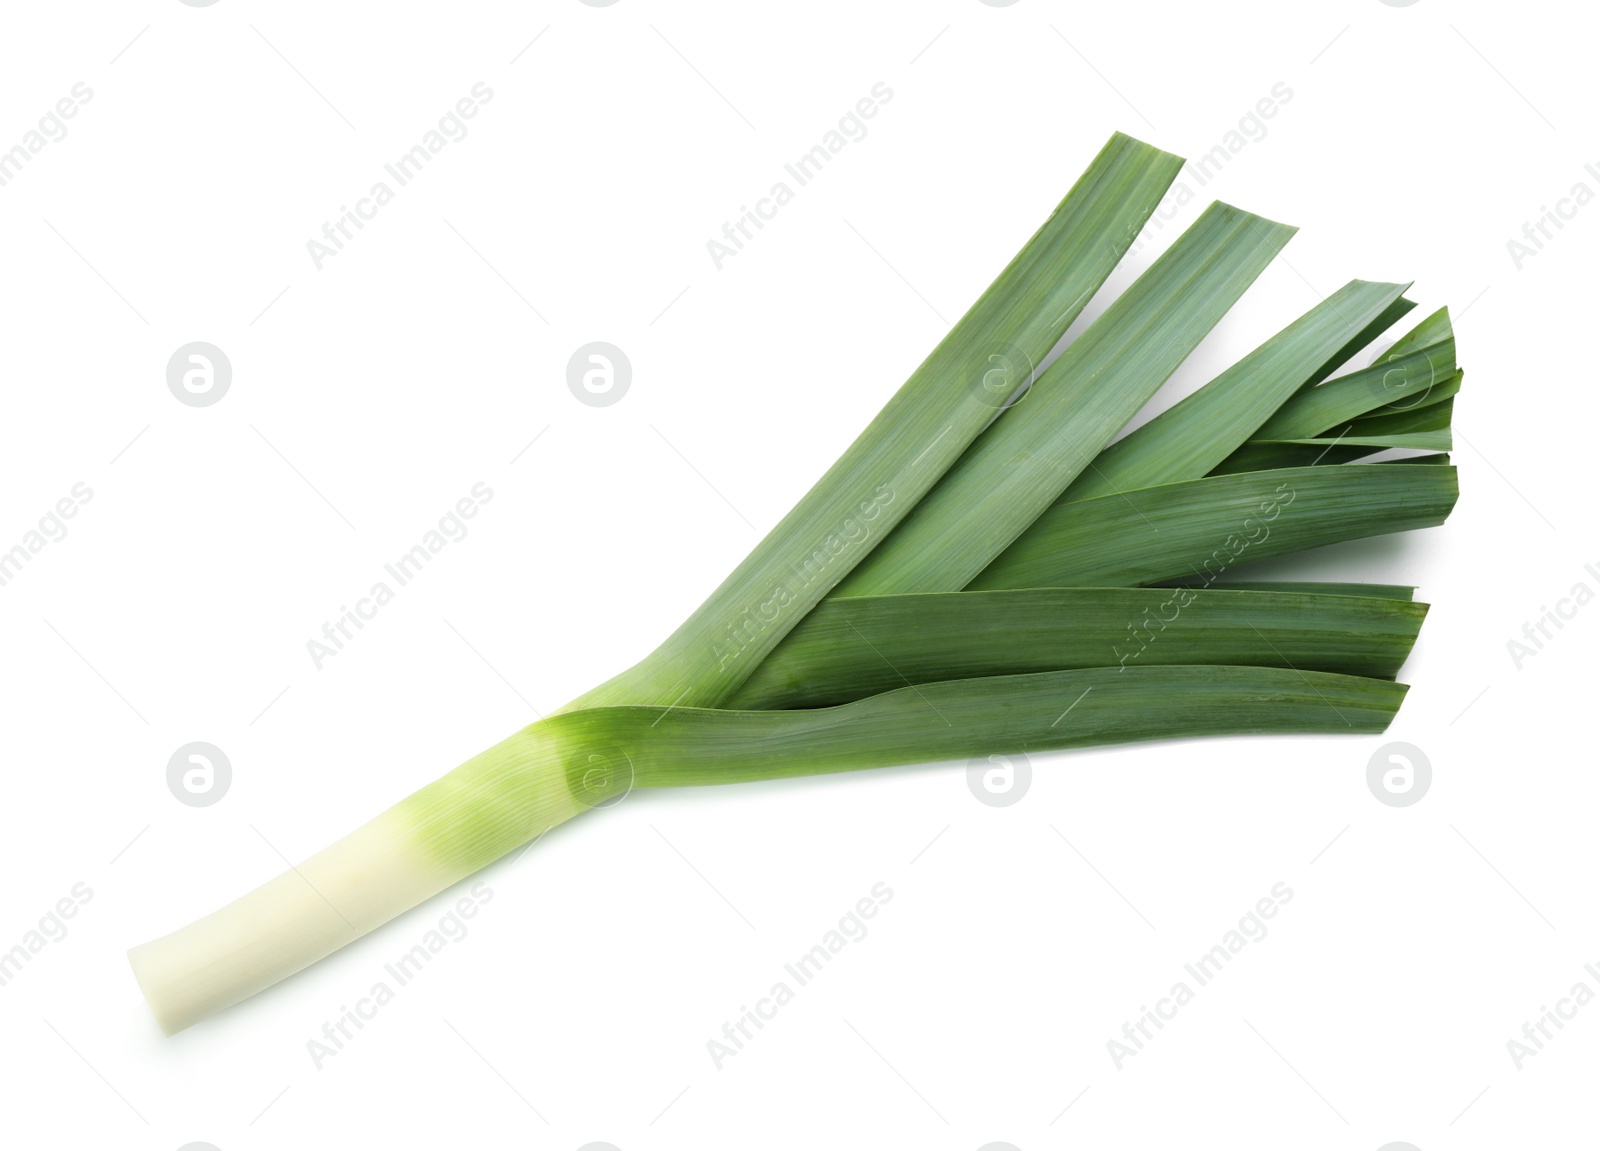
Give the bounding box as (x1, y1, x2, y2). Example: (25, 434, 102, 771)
(0, 1, 1593, 1148)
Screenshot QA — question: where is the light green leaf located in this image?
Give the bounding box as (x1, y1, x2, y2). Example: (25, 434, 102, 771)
(1056, 279, 1410, 504)
(572, 132, 1186, 709)
(833, 200, 1295, 597)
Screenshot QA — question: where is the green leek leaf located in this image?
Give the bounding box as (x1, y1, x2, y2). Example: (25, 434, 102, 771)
(833, 200, 1295, 597)
(970, 464, 1459, 590)
(731, 586, 1425, 709)
(573, 133, 1185, 709)
(1055, 279, 1410, 504)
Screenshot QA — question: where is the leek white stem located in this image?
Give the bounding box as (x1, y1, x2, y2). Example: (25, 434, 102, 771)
(130, 726, 588, 1034)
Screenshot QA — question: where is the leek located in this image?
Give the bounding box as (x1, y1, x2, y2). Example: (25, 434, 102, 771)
(129, 132, 1461, 1035)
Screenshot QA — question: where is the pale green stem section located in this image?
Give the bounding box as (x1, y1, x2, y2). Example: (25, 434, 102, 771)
(129, 726, 587, 1035)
